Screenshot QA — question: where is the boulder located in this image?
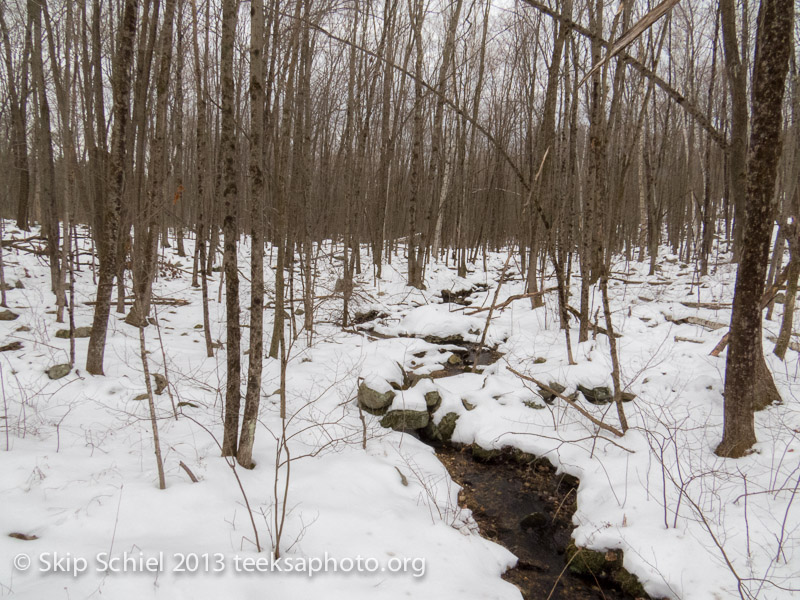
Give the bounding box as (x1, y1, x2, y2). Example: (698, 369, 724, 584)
(429, 412, 459, 442)
(424, 390, 442, 412)
(55, 326, 92, 339)
(357, 382, 395, 415)
(380, 409, 429, 431)
(46, 364, 71, 380)
(0, 310, 19, 321)
(537, 382, 566, 404)
(577, 384, 612, 404)
(471, 445, 501, 462)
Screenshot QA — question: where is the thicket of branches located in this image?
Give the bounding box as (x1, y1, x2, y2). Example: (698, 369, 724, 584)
(0, 0, 796, 463)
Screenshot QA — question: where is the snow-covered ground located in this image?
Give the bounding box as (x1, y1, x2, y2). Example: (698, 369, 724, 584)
(1, 226, 798, 599)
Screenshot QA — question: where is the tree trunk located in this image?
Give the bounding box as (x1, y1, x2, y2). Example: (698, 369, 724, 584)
(716, 0, 792, 458)
(220, 0, 241, 457)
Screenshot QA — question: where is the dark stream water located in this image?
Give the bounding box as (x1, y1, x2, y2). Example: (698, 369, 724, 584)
(359, 290, 643, 599)
(433, 444, 629, 600)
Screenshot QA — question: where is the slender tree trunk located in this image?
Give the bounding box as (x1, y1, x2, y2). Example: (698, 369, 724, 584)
(86, 0, 138, 375)
(220, 0, 241, 457)
(238, 0, 267, 469)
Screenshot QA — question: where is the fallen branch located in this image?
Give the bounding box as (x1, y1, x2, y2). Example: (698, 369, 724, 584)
(674, 336, 704, 344)
(663, 313, 726, 330)
(466, 287, 558, 315)
(506, 366, 624, 438)
(679, 301, 731, 310)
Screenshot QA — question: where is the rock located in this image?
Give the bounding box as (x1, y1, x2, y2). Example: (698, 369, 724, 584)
(194, 324, 203, 329)
(423, 412, 460, 442)
(132, 393, 149, 401)
(440, 288, 473, 306)
(564, 542, 648, 597)
(0, 310, 19, 321)
(533, 357, 547, 364)
(352, 309, 387, 324)
(0, 283, 13, 291)
(55, 326, 92, 339)
(565, 541, 618, 577)
(774, 292, 786, 304)
(471, 445, 501, 462)
(294, 307, 305, 315)
(577, 384, 612, 404)
(46, 364, 71, 380)
(523, 399, 545, 410)
(380, 409, 429, 431)
(538, 381, 566, 404)
(622, 391, 637, 402)
(153, 373, 167, 395)
(424, 390, 442, 412)
(357, 382, 395, 415)
(0, 341, 23, 352)
(15, 325, 31, 333)
(520, 512, 549, 532)
(14, 280, 24, 289)
(461, 398, 476, 411)
(447, 353, 463, 365)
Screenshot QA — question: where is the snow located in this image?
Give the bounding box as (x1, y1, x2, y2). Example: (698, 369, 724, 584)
(1, 226, 799, 599)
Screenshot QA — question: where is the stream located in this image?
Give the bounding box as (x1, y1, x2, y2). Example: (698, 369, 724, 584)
(359, 292, 645, 599)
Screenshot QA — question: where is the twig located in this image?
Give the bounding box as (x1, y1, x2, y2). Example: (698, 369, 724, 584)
(179, 461, 199, 483)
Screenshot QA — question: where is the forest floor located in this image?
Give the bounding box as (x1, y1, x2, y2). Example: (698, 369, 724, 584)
(0, 225, 798, 599)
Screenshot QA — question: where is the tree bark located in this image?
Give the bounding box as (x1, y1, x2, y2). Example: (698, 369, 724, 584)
(716, 0, 792, 458)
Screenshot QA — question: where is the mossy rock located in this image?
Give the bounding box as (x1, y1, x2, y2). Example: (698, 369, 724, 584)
(538, 381, 566, 404)
(0, 310, 19, 321)
(447, 353, 463, 365)
(533, 356, 547, 364)
(462, 398, 476, 411)
(424, 412, 460, 442)
(46, 364, 71, 380)
(55, 326, 92, 339)
(523, 399, 545, 410)
(357, 382, 396, 414)
(566, 541, 618, 576)
(132, 393, 149, 401)
(577, 384, 612, 404)
(612, 567, 649, 597)
(565, 542, 648, 597)
(424, 390, 442, 412)
(471, 445, 501, 462)
(380, 409, 429, 431)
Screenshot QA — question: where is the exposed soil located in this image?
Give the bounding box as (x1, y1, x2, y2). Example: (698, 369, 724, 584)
(434, 445, 631, 600)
